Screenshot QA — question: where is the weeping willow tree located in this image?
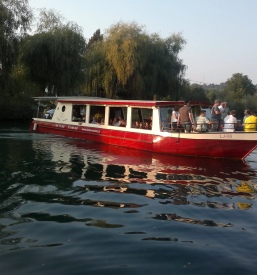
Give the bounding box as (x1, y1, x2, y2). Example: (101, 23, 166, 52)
(83, 21, 187, 99)
(0, 0, 33, 97)
(82, 29, 107, 97)
(21, 9, 86, 96)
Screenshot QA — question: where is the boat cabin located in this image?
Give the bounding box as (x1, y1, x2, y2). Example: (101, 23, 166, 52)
(33, 97, 212, 133)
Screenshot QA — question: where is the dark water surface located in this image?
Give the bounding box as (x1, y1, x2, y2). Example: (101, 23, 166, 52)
(0, 122, 257, 274)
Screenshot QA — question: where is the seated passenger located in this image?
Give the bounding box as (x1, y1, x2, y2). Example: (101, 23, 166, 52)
(113, 118, 120, 126)
(139, 123, 143, 129)
(97, 117, 102, 125)
(149, 122, 152, 129)
(120, 119, 126, 127)
(244, 111, 257, 132)
(43, 106, 50, 117)
(46, 107, 55, 118)
(133, 121, 139, 128)
(117, 115, 123, 126)
(144, 122, 150, 129)
(223, 110, 237, 132)
(73, 108, 80, 119)
(91, 117, 97, 124)
(80, 107, 86, 116)
(195, 110, 212, 132)
(109, 118, 113, 125)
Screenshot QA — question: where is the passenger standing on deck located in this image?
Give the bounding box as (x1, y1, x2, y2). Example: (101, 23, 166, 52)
(218, 102, 225, 131)
(210, 100, 221, 131)
(172, 106, 179, 130)
(177, 100, 194, 133)
(221, 102, 230, 120)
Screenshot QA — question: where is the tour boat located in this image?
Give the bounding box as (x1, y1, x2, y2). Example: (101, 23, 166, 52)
(31, 96, 257, 160)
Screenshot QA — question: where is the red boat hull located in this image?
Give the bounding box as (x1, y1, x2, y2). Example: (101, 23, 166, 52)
(31, 121, 257, 160)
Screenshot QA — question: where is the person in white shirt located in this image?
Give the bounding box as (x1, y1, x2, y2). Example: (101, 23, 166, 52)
(218, 102, 225, 114)
(223, 110, 237, 132)
(171, 106, 179, 130)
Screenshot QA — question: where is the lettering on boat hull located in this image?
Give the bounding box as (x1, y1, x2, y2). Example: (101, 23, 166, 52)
(220, 134, 232, 139)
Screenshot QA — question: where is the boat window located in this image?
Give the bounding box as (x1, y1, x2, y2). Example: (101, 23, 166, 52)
(159, 106, 181, 132)
(89, 105, 105, 125)
(131, 108, 152, 130)
(108, 107, 127, 127)
(35, 101, 55, 119)
(72, 104, 86, 122)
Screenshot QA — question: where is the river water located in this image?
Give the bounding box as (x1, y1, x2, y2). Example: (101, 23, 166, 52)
(0, 122, 257, 275)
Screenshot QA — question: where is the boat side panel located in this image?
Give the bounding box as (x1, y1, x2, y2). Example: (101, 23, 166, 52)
(32, 121, 154, 151)
(154, 135, 257, 159)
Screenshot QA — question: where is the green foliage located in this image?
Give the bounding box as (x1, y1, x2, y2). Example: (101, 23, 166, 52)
(206, 90, 220, 103)
(9, 63, 42, 96)
(223, 73, 256, 101)
(83, 21, 187, 99)
(179, 84, 210, 102)
(81, 29, 107, 97)
(36, 8, 64, 33)
(0, 0, 33, 96)
(191, 74, 257, 119)
(21, 11, 86, 95)
(87, 29, 103, 51)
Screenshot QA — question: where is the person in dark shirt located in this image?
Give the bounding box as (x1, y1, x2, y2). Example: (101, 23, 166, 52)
(210, 100, 222, 131)
(177, 100, 194, 133)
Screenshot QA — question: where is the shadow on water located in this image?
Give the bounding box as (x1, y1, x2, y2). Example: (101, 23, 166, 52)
(0, 124, 257, 274)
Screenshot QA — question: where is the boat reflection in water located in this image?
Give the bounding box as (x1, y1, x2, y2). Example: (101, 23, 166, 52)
(31, 138, 257, 219)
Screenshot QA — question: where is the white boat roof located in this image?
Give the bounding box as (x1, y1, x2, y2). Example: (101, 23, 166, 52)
(32, 96, 212, 107)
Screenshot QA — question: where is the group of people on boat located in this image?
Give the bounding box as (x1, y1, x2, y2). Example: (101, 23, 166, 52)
(109, 116, 126, 127)
(169, 99, 257, 133)
(90, 109, 105, 124)
(132, 121, 152, 130)
(209, 100, 257, 132)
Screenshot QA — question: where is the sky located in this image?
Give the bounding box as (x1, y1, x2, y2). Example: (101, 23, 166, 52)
(29, 0, 257, 85)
